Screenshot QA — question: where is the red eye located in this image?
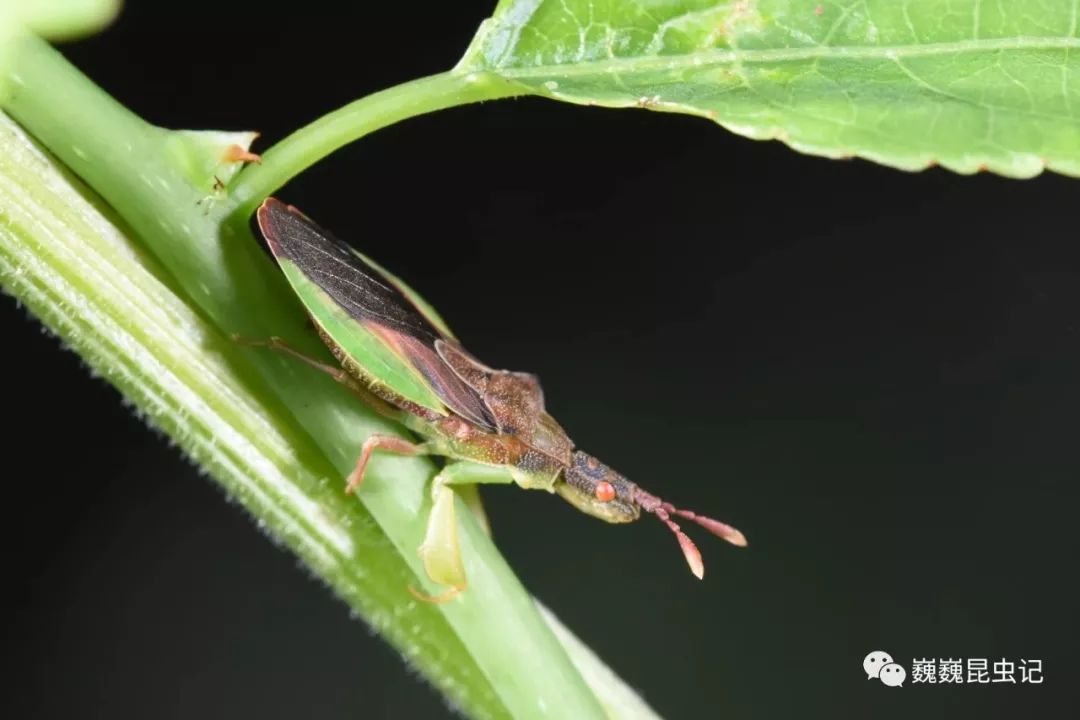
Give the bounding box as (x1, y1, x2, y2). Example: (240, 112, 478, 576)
(595, 481, 616, 503)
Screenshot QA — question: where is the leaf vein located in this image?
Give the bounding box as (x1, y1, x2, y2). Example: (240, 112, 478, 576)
(490, 36, 1080, 78)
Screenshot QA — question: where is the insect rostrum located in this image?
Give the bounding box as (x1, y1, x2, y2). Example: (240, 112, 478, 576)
(250, 198, 747, 595)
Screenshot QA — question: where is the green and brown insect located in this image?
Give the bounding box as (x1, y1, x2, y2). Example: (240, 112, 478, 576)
(245, 198, 746, 597)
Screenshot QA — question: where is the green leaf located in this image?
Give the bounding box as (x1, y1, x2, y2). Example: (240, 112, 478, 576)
(460, 0, 1080, 177)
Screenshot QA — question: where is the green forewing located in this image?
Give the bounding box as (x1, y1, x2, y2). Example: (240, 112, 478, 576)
(275, 260, 450, 414)
(256, 199, 498, 427)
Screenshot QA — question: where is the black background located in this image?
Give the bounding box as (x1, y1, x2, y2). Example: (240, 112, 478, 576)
(4, 2, 1078, 718)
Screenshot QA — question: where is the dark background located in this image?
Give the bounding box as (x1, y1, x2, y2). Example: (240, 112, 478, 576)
(3, 2, 1078, 718)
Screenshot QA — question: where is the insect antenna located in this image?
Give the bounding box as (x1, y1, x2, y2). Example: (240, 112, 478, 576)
(664, 505, 748, 548)
(634, 488, 748, 580)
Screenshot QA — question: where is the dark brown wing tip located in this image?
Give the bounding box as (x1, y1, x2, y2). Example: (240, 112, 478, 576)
(258, 198, 315, 225)
(256, 198, 313, 256)
(256, 198, 284, 253)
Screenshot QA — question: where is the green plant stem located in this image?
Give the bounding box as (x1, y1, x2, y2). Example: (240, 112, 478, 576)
(0, 111, 498, 716)
(226, 70, 524, 221)
(2, 33, 234, 286)
(1, 34, 653, 720)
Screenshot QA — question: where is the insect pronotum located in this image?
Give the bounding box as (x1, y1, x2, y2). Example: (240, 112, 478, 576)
(245, 198, 747, 597)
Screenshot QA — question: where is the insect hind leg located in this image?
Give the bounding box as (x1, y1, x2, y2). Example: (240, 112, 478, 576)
(233, 333, 409, 425)
(232, 334, 359, 388)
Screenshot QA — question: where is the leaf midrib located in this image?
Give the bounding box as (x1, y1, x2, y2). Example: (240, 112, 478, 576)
(483, 35, 1080, 78)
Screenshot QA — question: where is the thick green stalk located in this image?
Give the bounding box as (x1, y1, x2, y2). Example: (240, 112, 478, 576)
(1, 35, 646, 719)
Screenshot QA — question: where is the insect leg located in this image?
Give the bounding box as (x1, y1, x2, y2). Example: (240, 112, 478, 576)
(435, 462, 515, 537)
(346, 434, 429, 493)
(234, 334, 409, 423)
(235, 335, 430, 493)
(436, 461, 516, 487)
(232, 334, 359, 389)
(413, 463, 516, 602)
(416, 472, 466, 601)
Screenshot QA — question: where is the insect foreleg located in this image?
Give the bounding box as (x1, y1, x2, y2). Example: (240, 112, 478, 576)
(436, 462, 516, 538)
(414, 462, 517, 602)
(435, 461, 516, 487)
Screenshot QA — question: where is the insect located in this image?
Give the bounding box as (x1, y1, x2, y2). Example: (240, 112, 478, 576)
(247, 198, 747, 597)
